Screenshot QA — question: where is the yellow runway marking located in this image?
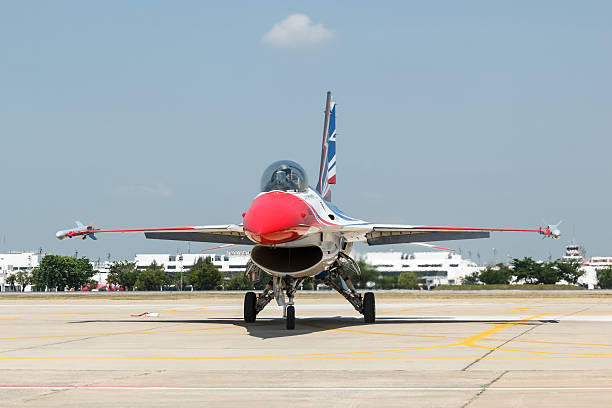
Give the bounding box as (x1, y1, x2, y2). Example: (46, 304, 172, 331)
(304, 321, 612, 348)
(0, 312, 89, 316)
(0, 325, 236, 341)
(459, 314, 548, 346)
(377, 306, 435, 315)
(491, 338, 612, 348)
(1, 355, 612, 360)
(302, 323, 467, 340)
(0, 313, 89, 319)
(509, 307, 534, 312)
(3, 313, 612, 361)
(149, 308, 208, 313)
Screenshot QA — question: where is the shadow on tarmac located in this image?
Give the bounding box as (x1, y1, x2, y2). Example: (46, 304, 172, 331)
(67, 316, 558, 339)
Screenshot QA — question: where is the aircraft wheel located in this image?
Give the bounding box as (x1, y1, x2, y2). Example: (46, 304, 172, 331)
(244, 291, 257, 323)
(363, 292, 375, 324)
(286, 305, 295, 330)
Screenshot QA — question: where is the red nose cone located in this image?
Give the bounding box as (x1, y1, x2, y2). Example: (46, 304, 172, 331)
(244, 191, 311, 244)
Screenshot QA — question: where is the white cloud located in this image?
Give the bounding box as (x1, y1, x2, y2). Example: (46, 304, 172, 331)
(262, 14, 333, 48)
(113, 184, 174, 198)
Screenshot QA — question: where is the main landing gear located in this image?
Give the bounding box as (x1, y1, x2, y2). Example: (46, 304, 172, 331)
(317, 251, 375, 323)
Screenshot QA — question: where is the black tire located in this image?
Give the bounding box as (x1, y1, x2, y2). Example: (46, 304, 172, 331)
(363, 292, 375, 324)
(286, 305, 295, 330)
(244, 291, 257, 323)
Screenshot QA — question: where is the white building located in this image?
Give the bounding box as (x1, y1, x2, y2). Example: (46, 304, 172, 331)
(0, 252, 41, 291)
(361, 251, 482, 288)
(579, 257, 611, 289)
(560, 242, 601, 289)
(134, 251, 251, 275)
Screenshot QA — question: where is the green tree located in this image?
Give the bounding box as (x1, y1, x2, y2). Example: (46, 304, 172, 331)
(107, 261, 138, 291)
(14, 270, 32, 292)
(135, 261, 169, 291)
(554, 260, 584, 285)
(397, 272, 419, 289)
(345, 260, 379, 289)
(224, 273, 253, 290)
(511, 257, 574, 285)
(252, 271, 270, 290)
(6, 274, 16, 291)
(32, 255, 95, 291)
(377, 275, 397, 289)
(511, 257, 563, 284)
(300, 277, 314, 290)
(462, 271, 481, 284)
(479, 264, 511, 284)
(511, 257, 542, 284)
(539, 262, 561, 284)
(166, 271, 186, 291)
(186, 257, 223, 290)
(597, 267, 612, 289)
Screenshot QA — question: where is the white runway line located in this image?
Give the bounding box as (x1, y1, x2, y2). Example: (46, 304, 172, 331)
(2, 386, 612, 391)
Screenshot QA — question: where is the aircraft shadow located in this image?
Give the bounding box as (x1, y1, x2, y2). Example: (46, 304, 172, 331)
(68, 316, 557, 340)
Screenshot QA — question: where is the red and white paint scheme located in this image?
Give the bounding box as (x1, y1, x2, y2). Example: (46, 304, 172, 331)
(56, 91, 561, 330)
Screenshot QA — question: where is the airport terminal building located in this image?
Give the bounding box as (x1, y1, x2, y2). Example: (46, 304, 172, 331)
(361, 251, 482, 288)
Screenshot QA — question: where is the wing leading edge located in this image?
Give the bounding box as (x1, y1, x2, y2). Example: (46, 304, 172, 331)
(363, 224, 560, 246)
(56, 224, 252, 245)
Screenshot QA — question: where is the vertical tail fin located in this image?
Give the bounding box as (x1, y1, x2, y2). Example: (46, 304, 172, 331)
(316, 91, 336, 201)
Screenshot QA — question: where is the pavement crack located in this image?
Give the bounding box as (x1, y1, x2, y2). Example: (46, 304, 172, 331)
(16, 369, 167, 404)
(0, 323, 182, 355)
(0, 335, 102, 354)
(461, 370, 507, 408)
(461, 322, 542, 371)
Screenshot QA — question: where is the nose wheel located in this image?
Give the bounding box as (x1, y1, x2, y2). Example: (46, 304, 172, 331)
(286, 305, 295, 330)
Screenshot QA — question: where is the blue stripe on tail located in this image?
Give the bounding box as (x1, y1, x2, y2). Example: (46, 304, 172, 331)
(316, 92, 336, 201)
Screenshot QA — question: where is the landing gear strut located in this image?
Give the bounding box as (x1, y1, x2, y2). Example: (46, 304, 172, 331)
(323, 254, 376, 324)
(276, 276, 300, 330)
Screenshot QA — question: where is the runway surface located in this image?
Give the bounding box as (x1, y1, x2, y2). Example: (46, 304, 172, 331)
(1, 292, 611, 407)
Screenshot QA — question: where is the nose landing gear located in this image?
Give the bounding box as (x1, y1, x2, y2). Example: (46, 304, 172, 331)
(242, 275, 301, 330)
(286, 305, 295, 330)
(279, 277, 299, 330)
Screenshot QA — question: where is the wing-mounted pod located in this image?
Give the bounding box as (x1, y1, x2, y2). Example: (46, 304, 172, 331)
(55, 221, 97, 240)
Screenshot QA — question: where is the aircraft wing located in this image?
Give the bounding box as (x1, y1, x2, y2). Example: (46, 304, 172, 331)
(363, 224, 560, 245)
(56, 224, 253, 245)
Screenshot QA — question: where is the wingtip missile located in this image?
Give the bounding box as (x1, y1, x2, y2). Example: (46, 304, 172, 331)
(539, 221, 562, 239)
(55, 221, 98, 240)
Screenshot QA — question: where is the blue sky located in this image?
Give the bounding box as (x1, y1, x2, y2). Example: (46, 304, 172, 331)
(1, 1, 611, 262)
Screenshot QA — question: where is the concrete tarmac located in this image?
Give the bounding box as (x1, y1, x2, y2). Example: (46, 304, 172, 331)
(1, 292, 611, 407)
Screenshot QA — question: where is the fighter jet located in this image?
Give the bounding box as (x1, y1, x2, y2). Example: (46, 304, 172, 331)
(57, 92, 561, 329)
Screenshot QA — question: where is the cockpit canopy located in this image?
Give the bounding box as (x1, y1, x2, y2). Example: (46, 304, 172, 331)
(260, 160, 309, 193)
